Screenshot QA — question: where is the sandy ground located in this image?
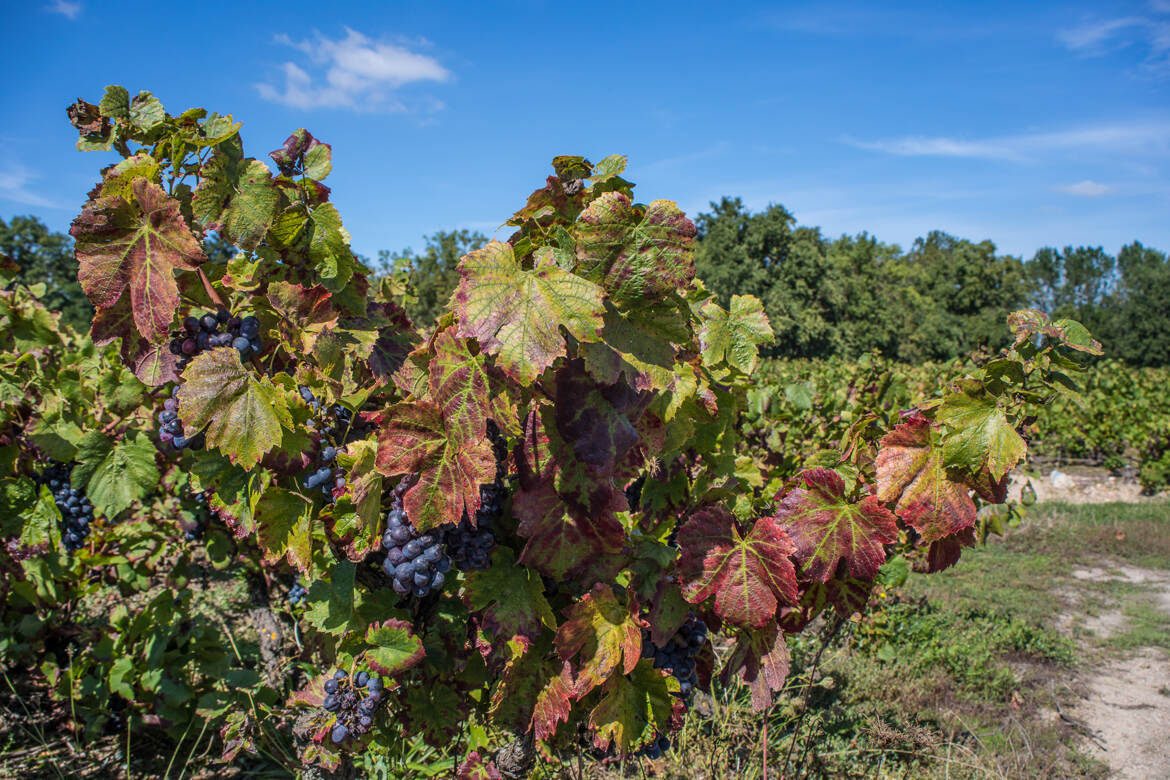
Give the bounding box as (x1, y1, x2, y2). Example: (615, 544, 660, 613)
(1065, 564, 1170, 779)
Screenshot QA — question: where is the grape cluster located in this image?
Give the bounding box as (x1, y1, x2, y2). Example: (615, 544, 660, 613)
(289, 576, 308, 607)
(444, 422, 508, 571)
(168, 311, 263, 369)
(43, 462, 94, 553)
(637, 733, 672, 760)
(157, 390, 204, 451)
(323, 669, 384, 744)
(179, 491, 211, 541)
(641, 615, 707, 698)
(382, 481, 450, 598)
(304, 444, 345, 498)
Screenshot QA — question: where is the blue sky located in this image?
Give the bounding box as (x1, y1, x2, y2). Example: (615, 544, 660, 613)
(2, 0, 1168, 261)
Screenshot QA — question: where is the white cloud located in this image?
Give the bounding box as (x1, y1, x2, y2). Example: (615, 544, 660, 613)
(46, 0, 81, 19)
(257, 28, 450, 111)
(1059, 6, 1170, 73)
(0, 166, 58, 209)
(843, 121, 1170, 162)
(1056, 180, 1116, 197)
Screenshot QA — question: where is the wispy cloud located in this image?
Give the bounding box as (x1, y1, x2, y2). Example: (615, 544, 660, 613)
(257, 28, 450, 111)
(1056, 180, 1116, 197)
(843, 121, 1170, 162)
(1059, 4, 1170, 74)
(0, 165, 58, 208)
(46, 0, 81, 19)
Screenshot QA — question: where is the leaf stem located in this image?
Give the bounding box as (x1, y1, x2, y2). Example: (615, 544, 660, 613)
(196, 267, 226, 309)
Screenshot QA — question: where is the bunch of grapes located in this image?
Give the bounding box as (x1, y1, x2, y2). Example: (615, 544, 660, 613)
(304, 444, 345, 498)
(444, 421, 507, 571)
(289, 576, 308, 607)
(168, 311, 263, 369)
(641, 615, 707, 698)
(43, 462, 94, 553)
(323, 669, 384, 744)
(179, 491, 211, 541)
(637, 733, 672, 760)
(157, 390, 204, 451)
(382, 481, 450, 598)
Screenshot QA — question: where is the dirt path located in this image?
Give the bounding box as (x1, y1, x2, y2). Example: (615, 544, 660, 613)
(1064, 564, 1170, 779)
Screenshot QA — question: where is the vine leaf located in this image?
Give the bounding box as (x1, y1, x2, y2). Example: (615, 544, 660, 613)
(555, 584, 642, 698)
(935, 391, 1026, 480)
(588, 661, 680, 755)
(677, 507, 799, 628)
(465, 547, 556, 641)
(719, 621, 791, 712)
(192, 152, 278, 251)
(513, 468, 613, 579)
(304, 561, 356, 635)
(90, 293, 181, 385)
(875, 417, 976, 544)
(921, 526, 976, 573)
(454, 242, 605, 384)
(374, 401, 496, 531)
(178, 349, 291, 468)
(429, 330, 517, 444)
(574, 193, 697, 306)
(330, 440, 382, 561)
(266, 281, 338, 354)
(698, 294, 774, 374)
(363, 619, 426, 678)
(307, 203, 357, 292)
(71, 178, 205, 342)
(773, 468, 899, 582)
(72, 430, 159, 518)
(531, 662, 575, 741)
(457, 752, 502, 780)
(578, 300, 684, 392)
(254, 488, 313, 571)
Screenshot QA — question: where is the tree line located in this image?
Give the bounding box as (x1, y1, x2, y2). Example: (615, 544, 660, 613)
(4, 204, 1167, 366)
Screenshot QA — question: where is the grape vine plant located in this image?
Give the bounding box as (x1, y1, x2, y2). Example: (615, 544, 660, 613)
(0, 86, 1103, 776)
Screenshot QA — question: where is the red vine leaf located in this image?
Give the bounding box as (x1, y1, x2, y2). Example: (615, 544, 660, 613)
(454, 242, 605, 384)
(875, 417, 976, 544)
(71, 177, 205, 343)
(429, 330, 518, 444)
(555, 584, 642, 698)
(266, 281, 338, 354)
(719, 621, 790, 712)
(457, 752, 502, 780)
(773, 468, 899, 582)
(90, 294, 180, 385)
(677, 507, 798, 628)
(531, 661, 575, 741)
(374, 401, 496, 531)
(919, 526, 976, 573)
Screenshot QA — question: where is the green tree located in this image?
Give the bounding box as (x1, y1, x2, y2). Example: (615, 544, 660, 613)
(1106, 241, 1170, 366)
(1027, 245, 1116, 335)
(0, 214, 91, 330)
(378, 229, 488, 329)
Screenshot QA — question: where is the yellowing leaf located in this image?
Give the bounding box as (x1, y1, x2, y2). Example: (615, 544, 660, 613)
(454, 242, 605, 384)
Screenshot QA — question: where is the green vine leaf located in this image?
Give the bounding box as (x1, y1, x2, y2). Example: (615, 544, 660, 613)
(330, 440, 382, 561)
(304, 561, 356, 635)
(588, 661, 680, 755)
(363, 619, 426, 678)
(698, 294, 774, 374)
(177, 349, 291, 468)
(266, 281, 338, 354)
(454, 242, 605, 384)
(875, 416, 977, 543)
(677, 507, 799, 628)
(465, 547, 556, 641)
(72, 178, 205, 343)
(254, 487, 313, 571)
(72, 430, 159, 518)
(192, 151, 279, 251)
(773, 468, 899, 582)
(935, 391, 1026, 480)
(574, 193, 697, 306)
